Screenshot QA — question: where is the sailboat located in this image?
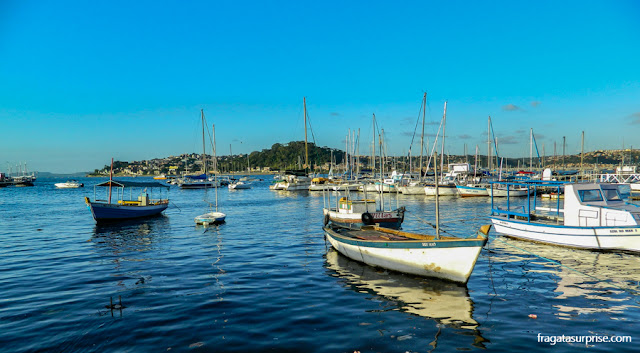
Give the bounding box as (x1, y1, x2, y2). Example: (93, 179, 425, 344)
(195, 116, 226, 225)
(269, 97, 312, 191)
(180, 110, 218, 189)
(424, 102, 458, 196)
(456, 146, 490, 197)
(398, 93, 431, 195)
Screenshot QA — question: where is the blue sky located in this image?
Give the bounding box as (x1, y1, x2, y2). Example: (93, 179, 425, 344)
(1, 1, 639, 173)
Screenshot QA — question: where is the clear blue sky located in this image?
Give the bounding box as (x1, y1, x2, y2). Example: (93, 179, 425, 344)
(1, 0, 639, 173)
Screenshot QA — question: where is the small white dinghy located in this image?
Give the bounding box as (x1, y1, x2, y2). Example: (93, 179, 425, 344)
(228, 181, 251, 189)
(55, 180, 84, 188)
(195, 211, 226, 225)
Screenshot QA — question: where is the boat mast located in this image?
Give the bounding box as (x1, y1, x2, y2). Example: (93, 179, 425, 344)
(562, 136, 566, 170)
(357, 128, 360, 177)
(530, 128, 533, 172)
(372, 113, 376, 178)
(434, 152, 440, 239)
(213, 123, 219, 212)
(580, 131, 584, 176)
(108, 157, 113, 204)
(440, 102, 447, 182)
(419, 92, 426, 182)
(487, 116, 491, 171)
(303, 97, 309, 172)
(201, 109, 207, 177)
(345, 129, 350, 177)
(474, 145, 478, 180)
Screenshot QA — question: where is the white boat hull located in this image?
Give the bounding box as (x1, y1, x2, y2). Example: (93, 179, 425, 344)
(331, 184, 361, 192)
(375, 183, 399, 193)
(195, 212, 226, 225)
(456, 185, 488, 197)
(325, 228, 486, 283)
(424, 185, 458, 196)
(55, 183, 82, 188)
(358, 183, 378, 193)
(487, 188, 529, 197)
(491, 217, 640, 252)
(308, 184, 328, 191)
(398, 185, 426, 195)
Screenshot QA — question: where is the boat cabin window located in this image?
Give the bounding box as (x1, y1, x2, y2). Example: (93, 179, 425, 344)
(578, 189, 603, 202)
(603, 188, 621, 201)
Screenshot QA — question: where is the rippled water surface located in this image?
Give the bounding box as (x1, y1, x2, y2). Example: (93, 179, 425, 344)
(1, 177, 639, 352)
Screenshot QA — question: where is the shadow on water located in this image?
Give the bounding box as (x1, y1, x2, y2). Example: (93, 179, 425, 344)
(324, 248, 488, 350)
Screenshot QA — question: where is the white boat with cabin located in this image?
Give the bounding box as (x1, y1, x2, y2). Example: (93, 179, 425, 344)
(270, 170, 312, 191)
(490, 181, 640, 252)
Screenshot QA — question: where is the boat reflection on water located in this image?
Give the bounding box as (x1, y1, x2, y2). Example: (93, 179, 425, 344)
(92, 215, 170, 252)
(325, 249, 483, 330)
(489, 237, 640, 318)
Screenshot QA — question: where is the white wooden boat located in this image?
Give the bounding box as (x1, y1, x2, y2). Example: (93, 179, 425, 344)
(490, 182, 640, 252)
(270, 170, 311, 191)
(541, 192, 564, 199)
(308, 177, 329, 191)
(55, 180, 84, 188)
(374, 181, 399, 193)
(456, 184, 488, 197)
(358, 181, 378, 193)
(397, 181, 427, 195)
(424, 183, 458, 196)
(323, 224, 490, 283)
(486, 184, 530, 197)
(228, 181, 251, 189)
(330, 182, 361, 192)
(195, 211, 226, 225)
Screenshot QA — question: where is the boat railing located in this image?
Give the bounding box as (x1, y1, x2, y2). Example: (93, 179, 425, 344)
(490, 180, 567, 223)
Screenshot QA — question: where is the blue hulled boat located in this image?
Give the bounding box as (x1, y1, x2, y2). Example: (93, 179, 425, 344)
(85, 180, 170, 222)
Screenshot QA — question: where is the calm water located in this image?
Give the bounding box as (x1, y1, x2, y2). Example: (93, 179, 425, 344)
(1, 177, 639, 352)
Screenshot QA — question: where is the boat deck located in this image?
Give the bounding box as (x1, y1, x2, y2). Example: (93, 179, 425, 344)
(347, 228, 412, 241)
(331, 225, 442, 242)
(494, 212, 564, 225)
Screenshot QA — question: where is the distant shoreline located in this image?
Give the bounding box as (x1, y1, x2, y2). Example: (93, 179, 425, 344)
(85, 171, 278, 178)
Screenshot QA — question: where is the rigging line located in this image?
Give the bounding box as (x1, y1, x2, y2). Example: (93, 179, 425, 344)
(407, 96, 426, 153)
(306, 109, 318, 145)
(532, 131, 541, 160)
(170, 201, 182, 212)
(490, 119, 500, 160)
(488, 234, 640, 301)
(406, 212, 456, 236)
